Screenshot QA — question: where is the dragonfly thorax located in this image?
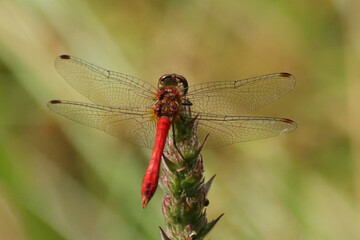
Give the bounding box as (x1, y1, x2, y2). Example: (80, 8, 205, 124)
(154, 88, 183, 119)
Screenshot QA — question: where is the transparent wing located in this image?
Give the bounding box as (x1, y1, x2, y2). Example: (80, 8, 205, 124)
(55, 55, 157, 107)
(48, 100, 156, 148)
(186, 73, 295, 116)
(195, 114, 297, 148)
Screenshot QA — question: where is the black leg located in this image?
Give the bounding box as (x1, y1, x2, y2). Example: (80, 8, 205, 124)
(172, 123, 186, 161)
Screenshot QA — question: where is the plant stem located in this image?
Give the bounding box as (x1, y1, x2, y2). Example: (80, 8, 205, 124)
(159, 116, 223, 239)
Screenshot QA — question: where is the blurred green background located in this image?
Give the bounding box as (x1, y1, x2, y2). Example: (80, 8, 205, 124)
(1, 0, 359, 239)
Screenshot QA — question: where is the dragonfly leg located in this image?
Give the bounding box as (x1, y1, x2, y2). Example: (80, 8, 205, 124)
(172, 123, 186, 162)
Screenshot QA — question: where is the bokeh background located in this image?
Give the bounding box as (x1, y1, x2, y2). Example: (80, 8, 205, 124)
(1, 0, 360, 239)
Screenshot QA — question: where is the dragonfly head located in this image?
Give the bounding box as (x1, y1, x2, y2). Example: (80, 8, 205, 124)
(158, 74, 188, 95)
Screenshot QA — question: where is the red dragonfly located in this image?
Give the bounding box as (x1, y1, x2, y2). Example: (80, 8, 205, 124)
(48, 55, 297, 208)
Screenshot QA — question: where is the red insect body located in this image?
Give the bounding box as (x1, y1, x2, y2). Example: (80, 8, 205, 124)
(141, 116, 171, 208)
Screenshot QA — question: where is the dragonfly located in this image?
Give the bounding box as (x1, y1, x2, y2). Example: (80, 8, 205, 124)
(48, 55, 297, 208)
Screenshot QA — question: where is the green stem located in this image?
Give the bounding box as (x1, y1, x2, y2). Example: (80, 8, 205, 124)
(159, 116, 223, 239)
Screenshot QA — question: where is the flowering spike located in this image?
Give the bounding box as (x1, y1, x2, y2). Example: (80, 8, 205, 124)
(197, 133, 210, 152)
(204, 174, 216, 197)
(162, 153, 178, 172)
(159, 114, 222, 239)
(189, 231, 197, 239)
(189, 114, 199, 125)
(197, 213, 224, 238)
(159, 227, 171, 240)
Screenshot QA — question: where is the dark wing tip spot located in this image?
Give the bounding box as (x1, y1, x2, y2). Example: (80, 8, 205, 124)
(279, 72, 293, 78)
(49, 100, 62, 104)
(281, 118, 295, 124)
(59, 55, 71, 59)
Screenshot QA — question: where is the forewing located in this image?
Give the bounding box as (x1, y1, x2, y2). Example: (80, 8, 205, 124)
(187, 73, 295, 116)
(48, 100, 156, 148)
(55, 55, 157, 107)
(196, 114, 297, 148)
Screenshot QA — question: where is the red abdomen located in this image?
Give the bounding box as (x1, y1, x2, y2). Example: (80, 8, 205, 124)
(141, 116, 171, 208)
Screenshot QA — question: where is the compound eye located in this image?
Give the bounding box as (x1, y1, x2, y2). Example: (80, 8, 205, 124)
(158, 74, 171, 89)
(176, 75, 188, 95)
(157, 74, 188, 95)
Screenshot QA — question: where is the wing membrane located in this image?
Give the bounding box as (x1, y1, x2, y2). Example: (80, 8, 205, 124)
(195, 114, 297, 148)
(51, 58, 297, 149)
(48, 100, 156, 148)
(186, 73, 295, 116)
(55, 55, 156, 107)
